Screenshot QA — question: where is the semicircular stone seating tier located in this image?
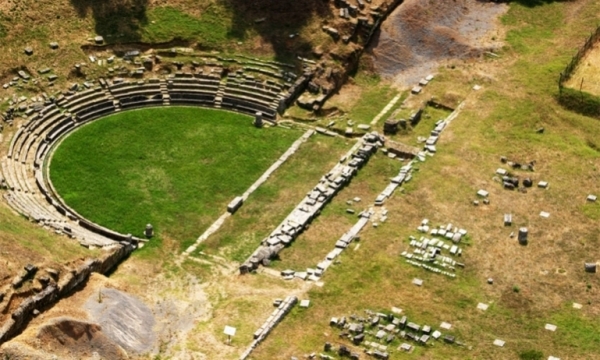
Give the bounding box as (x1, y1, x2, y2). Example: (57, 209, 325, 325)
(1, 66, 311, 248)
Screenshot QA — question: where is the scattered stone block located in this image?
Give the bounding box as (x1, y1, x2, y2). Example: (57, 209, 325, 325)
(49, 42, 59, 49)
(300, 299, 310, 308)
(24, 47, 34, 56)
(548, 357, 560, 360)
(384, 119, 399, 134)
(227, 196, 244, 213)
(443, 335, 455, 344)
(411, 86, 422, 94)
(573, 303, 582, 309)
(399, 343, 412, 352)
(587, 194, 597, 202)
(439, 322, 452, 330)
(493, 339, 505, 347)
(477, 303, 489, 311)
(584, 262, 596, 273)
(144, 224, 154, 238)
(538, 181, 549, 188)
(94, 36, 104, 44)
(24, 264, 37, 273)
(540, 211, 550, 218)
(477, 189, 489, 198)
(431, 330, 441, 339)
(406, 322, 420, 332)
(544, 323, 557, 331)
(425, 74, 434, 81)
(391, 306, 402, 314)
(496, 168, 508, 176)
(253, 111, 263, 128)
(295, 272, 308, 280)
(518, 227, 528, 245)
(412, 278, 423, 286)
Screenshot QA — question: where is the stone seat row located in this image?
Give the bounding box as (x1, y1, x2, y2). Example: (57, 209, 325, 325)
(2, 160, 64, 223)
(110, 83, 161, 97)
(169, 92, 215, 106)
(169, 76, 220, 86)
(119, 94, 163, 109)
(167, 83, 219, 93)
(225, 81, 283, 99)
(221, 96, 276, 120)
(223, 85, 280, 107)
(65, 88, 104, 111)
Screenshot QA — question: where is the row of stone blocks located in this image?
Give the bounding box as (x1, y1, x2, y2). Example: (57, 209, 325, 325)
(239, 132, 385, 274)
(239, 296, 298, 360)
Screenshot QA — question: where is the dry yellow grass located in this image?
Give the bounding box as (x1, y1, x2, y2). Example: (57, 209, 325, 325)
(564, 40, 600, 96)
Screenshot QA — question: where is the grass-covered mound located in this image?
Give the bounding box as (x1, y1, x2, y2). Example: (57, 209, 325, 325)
(50, 107, 300, 252)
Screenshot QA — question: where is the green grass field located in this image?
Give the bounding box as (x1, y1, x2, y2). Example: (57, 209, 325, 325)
(49, 107, 300, 254)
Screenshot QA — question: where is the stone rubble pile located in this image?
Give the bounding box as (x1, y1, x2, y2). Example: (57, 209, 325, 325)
(321, 308, 460, 359)
(401, 219, 467, 278)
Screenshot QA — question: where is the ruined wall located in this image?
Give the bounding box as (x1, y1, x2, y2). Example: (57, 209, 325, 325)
(303, 0, 405, 111)
(0, 242, 136, 344)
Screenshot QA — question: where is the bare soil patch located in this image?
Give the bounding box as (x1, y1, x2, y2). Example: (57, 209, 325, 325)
(564, 40, 600, 96)
(368, 0, 507, 87)
(84, 288, 155, 353)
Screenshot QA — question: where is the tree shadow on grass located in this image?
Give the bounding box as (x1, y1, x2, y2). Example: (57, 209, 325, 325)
(221, 0, 330, 62)
(70, 0, 149, 42)
(69, 0, 330, 62)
